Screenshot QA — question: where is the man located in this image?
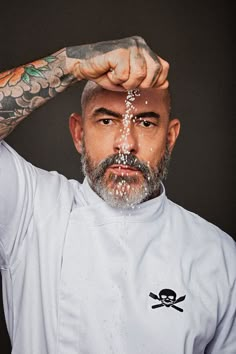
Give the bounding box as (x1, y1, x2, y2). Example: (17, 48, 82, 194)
(0, 36, 235, 354)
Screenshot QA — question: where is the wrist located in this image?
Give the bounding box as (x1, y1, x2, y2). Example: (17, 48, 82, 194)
(63, 47, 83, 81)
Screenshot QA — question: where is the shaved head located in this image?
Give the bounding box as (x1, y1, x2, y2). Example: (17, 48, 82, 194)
(81, 81, 103, 116)
(81, 80, 172, 118)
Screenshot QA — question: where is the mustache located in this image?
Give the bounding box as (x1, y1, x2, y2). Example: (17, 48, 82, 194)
(97, 153, 151, 176)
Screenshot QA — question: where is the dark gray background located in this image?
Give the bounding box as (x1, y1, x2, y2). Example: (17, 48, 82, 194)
(0, 0, 234, 351)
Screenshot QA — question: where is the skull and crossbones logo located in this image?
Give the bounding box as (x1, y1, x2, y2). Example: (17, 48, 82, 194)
(149, 288, 186, 312)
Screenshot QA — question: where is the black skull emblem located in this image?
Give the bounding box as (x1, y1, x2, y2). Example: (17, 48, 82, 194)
(159, 289, 176, 307)
(149, 288, 186, 312)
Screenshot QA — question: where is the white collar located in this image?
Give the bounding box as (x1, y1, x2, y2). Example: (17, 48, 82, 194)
(77, 177, 167, 223)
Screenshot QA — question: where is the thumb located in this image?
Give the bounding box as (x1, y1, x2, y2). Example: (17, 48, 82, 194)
(72, 53, 114, 80)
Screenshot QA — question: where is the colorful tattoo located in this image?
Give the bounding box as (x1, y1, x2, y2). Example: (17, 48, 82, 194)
(0, 57, 56, 89)
(0, 36, 160, 139)
(0, 49, 74, 138)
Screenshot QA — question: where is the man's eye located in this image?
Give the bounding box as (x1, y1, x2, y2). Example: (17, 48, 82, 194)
(99, 119, 113, 125)
(139, 120, 155, 128)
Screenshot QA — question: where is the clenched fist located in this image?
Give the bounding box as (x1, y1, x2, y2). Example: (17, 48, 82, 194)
(66, 36, 169, 91)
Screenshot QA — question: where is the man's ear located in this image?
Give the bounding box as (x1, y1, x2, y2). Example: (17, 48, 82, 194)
(69, 112, 83, 154)
(167, 118, 181, 152)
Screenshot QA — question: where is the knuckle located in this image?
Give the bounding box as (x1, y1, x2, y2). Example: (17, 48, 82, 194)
(154, 60, 162, 71)
(135, 68, 146, 80)
(163, 61, 170, 72)
(122, 82, 131, 90)
(122, 80, 138, 90)
(165, 61, 170, 70)
(133, 35, 145, 43)
(118, 69, 129, 82)
(159, 58, 170, 72)
(111, 70, 129, 84)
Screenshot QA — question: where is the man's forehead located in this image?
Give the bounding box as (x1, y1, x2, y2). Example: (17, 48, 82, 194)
(83, 87, 169, 114)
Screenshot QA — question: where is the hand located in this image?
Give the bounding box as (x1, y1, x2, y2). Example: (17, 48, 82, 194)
(66, 36, 169, 91)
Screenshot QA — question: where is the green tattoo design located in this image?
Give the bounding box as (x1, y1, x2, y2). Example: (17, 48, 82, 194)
(0, 50, 72, 138)
(0, 56, 57, 88)
(21, 56, 56, 86)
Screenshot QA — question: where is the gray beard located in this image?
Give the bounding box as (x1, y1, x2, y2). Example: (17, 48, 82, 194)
(81, 141, 171, 209)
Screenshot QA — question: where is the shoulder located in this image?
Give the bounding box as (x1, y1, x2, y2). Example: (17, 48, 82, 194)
(167, 197, 235, 245)
(166, 198, 236, 283)
(0, 141, 82, 221)
(33, 168, 82, 221)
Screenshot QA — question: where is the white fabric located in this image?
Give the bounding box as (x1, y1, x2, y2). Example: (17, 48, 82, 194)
(0, 140, 236, 354)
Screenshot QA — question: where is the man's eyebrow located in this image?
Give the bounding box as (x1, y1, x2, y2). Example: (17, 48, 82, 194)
(93, 107, 121, 118)
(135, 112, 160, 119)
(92, 107, 160, 120)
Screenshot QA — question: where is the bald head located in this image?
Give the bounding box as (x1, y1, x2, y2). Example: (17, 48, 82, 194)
(81, 81, 104, 116)
(81, 80, 172, 118)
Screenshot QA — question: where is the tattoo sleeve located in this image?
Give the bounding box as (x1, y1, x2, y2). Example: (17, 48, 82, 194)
(0, 48, 75, 140)
(0, 41, 118, 140)
(0, 36, 160, 140)
(0, 41, 114, 140)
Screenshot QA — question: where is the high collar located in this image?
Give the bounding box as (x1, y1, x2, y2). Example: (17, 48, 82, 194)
(77, 177, 167, 224)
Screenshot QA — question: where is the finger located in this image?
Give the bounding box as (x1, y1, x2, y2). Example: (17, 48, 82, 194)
(120, 46, 147, 90)
(138, 51, 162, 89)
(73, 55, 110, 80)
(157, 80, 169, 89)
(72, 60, 98, 80)
(151, 56, 170, 88)
(73, 49, 130, 86)
(94, 74, 125, 91)
(73, 58, 126, 91)
(130, 36, 165, 88)
(106, 49, 130, 85)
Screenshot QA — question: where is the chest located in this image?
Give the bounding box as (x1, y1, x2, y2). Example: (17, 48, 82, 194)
(56, 218, 217, 354)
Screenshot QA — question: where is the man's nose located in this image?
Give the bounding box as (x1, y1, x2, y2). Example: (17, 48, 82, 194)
(113, 123, 139, 154)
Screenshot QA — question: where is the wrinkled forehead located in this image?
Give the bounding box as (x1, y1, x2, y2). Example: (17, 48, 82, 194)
(81, 82, 171, 117)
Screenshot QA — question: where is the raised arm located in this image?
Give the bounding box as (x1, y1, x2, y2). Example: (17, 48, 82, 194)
(0, 36, 169, 140)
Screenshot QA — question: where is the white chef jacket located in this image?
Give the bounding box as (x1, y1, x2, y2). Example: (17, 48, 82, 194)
(0, 140, 235, 354)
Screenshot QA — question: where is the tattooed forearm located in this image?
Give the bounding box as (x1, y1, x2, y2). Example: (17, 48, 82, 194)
(0, 48, 75, 139)
(0, 36, 163, 140)
(0, 90, 51, 138)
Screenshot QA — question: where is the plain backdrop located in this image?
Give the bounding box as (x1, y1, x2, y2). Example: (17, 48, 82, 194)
(0, 0, 234, 351)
